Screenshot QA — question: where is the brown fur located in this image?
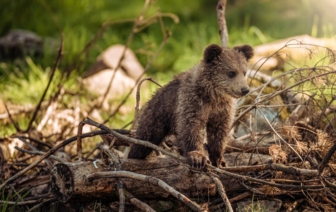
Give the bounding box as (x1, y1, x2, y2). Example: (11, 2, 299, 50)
(128, 44, 254, 168)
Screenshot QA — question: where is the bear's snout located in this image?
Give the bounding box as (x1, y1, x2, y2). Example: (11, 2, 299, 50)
(241, 87, 249, 95)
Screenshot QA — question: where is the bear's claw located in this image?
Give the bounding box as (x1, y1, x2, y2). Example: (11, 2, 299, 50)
(187, 151, 210, 169)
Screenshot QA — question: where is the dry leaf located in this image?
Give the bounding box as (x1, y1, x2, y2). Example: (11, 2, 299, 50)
(294, 141, 308, 155)
(280, 125, 302, 143)
(269, 144, 287, 163)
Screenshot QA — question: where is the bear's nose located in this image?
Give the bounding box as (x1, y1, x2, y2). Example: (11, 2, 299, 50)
(241, 87, 249, 95)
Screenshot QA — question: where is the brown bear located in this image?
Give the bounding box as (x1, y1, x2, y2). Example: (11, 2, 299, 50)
(128, 44, 253, 168)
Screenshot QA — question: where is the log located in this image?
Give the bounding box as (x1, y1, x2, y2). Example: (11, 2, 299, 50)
(50, 157, 243, 202)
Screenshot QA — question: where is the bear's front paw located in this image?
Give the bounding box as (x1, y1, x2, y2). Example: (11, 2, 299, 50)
(187, 151, 210, 169)
(215, 157, 227, 168)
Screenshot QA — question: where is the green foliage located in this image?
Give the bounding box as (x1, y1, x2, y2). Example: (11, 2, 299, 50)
(0, 188, 30, 212)
(0, 58, 77, 104)
(1, 0, 335, 76)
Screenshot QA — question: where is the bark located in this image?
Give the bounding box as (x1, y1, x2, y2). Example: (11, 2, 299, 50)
(50, 157, 242, 202)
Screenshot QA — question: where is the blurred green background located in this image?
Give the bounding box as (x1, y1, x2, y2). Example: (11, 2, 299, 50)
(0, 0, 335, 133)
(1, 0, 335, 77)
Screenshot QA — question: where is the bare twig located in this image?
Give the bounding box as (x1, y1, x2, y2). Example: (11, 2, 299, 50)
(247, 69, 282, 88)
(26, 197, 57, 212)
(124, 190, 156, 212)
(229, 192, 251, 203)
(25, 35, 63, 132)
(234, 69, 336, 127)
(36, 87, 65, 132)
(87, 171, 205, 212)
(15, 137, 53, 168)
(257, 107, 304, 161)
(4, 102, 21, 131)
(217, 0, 228, 47)
(15, 135, 53, 149)
(209, 166, 322, 190)
(14, 146, 66, 164)
(221, 163, 318, 176)
(117, 179, 125, 212)
(0, 130, 125, 189)
(318, 139, 336, 174)
(132, 77, 162, 131)
(0, 199, 49, 206)
(83, 118, 186, 162)
(211, 176, 233, 212)
(76, 121, 85, 161)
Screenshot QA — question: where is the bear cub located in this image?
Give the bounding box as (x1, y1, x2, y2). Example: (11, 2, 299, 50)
(128, 44, 253, 168)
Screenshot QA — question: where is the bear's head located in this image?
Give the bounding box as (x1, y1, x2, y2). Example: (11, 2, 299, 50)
(202, 44, 253, 98)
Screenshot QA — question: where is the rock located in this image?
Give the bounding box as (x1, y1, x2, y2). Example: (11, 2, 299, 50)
(83, 44, 144, 80)
(249, 34, 336, 72)
(0, 29, 43, 61)
(83, 68, 137, 97)
(82, 44, 145, 99)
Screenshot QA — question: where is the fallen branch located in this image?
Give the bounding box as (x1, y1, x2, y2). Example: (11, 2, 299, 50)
(87, 171, 205, 212)
(211, 176, 233, 212)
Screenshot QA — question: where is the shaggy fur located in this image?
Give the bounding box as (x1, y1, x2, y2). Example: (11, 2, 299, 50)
(128, 44, 254, 168)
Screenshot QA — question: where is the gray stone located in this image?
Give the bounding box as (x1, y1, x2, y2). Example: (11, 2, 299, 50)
(83, 44, 144, 80)
(0, 29, 43, 61)
(82, 44, 145, 99)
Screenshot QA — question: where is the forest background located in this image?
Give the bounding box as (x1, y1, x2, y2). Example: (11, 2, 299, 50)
(1, 0, 336, 134)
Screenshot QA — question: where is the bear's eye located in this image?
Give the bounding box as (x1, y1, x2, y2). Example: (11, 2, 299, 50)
(228, 71, 237, 78)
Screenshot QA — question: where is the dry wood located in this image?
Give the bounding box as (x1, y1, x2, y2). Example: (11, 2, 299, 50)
(211, 176, 233, 212)
(2, 2, 336, 211)
(50, 158, 239, 203)
(124, 189, 156, 212)
(217, 0, 228, 47)
(0, 130, 127, 190)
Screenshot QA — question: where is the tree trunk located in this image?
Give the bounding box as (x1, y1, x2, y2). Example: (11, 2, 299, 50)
(50, 157, 243, 202)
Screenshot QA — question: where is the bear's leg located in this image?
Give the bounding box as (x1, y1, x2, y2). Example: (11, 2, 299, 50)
(206, 119, 228, 168)
(128, 121, 168, 159)
(177, 115, 210, 168)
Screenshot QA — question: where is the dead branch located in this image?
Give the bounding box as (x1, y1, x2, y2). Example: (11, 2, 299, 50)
(50, 158, 222, 207)
(134, 77, 162, 123)
(123, 189, 156, 212)
(234, 69, 336, 127)
(211, 176, 233, 212)
(318, 139, 336, 174)
(247, 69, 282, 88)
(26, 198, 57, 212)
(0, 130, 127, 190)
(87, 171, 205, 212)
(82, 118, 186, 161)
(217, 0, 228, 47)
(4, 102, 20, 131)
(26, 35, 63, 132)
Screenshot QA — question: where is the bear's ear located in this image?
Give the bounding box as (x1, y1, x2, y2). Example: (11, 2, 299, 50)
(233, 45, 254, 61)
(204, 44, 222, 63)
